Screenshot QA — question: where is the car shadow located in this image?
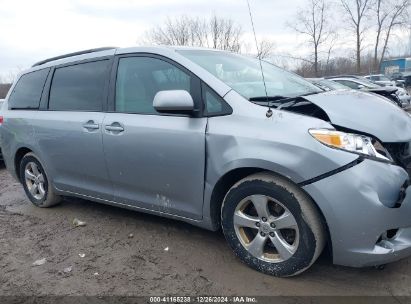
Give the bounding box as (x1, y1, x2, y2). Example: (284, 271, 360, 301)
(57, 195, 403, 282)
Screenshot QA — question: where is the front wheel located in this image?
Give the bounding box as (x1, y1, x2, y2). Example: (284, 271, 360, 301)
(221, 173, 325, 277)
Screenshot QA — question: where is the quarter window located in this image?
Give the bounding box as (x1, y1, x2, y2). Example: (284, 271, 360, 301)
(115, 57, 192, 114)
(8, 68, 50, 109)
(49, 60, 109, 111)
(202, 83, 232, 116)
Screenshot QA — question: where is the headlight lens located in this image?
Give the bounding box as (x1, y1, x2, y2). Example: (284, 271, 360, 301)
(309, 129, 392, 162)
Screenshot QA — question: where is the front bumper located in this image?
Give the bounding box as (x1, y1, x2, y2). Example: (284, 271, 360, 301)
(303, 158, 411, 267)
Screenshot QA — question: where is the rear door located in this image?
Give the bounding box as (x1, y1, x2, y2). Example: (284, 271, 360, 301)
(34, 58, 114, 200)
(102, 55, 207, 219)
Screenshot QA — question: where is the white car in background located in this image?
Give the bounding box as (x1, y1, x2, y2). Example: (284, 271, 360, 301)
(364, 76, 411, 107)
(364, 74, 396, 86)
(365, 74, 406, 88)
(331, 76, 410, 108)
(396, 87, 411, 108)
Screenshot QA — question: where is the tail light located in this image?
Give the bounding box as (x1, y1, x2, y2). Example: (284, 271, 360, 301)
(0, 116, 3, 125)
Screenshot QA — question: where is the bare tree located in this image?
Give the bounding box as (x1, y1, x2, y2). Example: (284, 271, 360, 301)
(256, 39, 277, 59)
(380, 0, 410, 65)
(208, 15, 242, 52)
(290, 0, 336, 77)
(372, 0, 410, 70)
(340, 0, 372, 73)
(373, 0, 389, 70)
(145, 16, 201, 46)
(145, 14, 242, 52)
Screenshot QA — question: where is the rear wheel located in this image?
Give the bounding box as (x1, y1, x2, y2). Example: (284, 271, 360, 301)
(221, 173, 325, 277)
(20, 153, 62, 207)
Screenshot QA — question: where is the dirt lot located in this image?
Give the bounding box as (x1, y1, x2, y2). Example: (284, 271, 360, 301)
(1, 163, 411, 298)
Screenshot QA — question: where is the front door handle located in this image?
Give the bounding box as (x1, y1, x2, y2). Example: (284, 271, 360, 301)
(105, 122, 124, 133)
(83, 120, 100, 131)
(105, 126, 124, 132)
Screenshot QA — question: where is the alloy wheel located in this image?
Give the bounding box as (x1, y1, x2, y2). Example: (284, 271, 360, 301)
(233, 194, 299, 263)
(24, 162, 46, 200)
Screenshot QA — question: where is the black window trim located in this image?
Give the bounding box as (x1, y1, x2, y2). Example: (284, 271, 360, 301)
(108, 53, 203, 118)
(44, 56, 114, 112)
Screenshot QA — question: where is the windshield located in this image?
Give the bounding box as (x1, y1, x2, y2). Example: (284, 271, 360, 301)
(371, 75, 391, 81)
(354, 78, 381, 88)
(317, 79, 349, 90)
(178, 50, 322, 100)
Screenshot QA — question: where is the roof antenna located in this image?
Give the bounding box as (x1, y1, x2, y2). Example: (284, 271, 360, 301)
(246, 0, 272, 118)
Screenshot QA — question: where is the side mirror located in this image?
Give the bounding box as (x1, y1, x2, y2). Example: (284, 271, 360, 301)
(357, 85, 365, 89)
(153, 90, 194, 114)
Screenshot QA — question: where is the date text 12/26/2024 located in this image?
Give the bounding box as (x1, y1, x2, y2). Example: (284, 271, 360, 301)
(149, 296, 257, 303)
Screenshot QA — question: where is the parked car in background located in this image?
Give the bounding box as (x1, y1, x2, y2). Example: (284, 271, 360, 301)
(306, 78, 351, 91)
(2, 47, 411, 277)
(328, 76, 404, 108)
(390, 72, 411, 87)
(403, 72, 411, 88)
(364, 74, 401, 87)
(391, 72, 404, 81)
(0, 98, 4, 161)
(395, 86, 411, 107)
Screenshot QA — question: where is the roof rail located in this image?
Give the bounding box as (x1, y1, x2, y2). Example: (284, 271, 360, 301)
(32, 47, 117, 67)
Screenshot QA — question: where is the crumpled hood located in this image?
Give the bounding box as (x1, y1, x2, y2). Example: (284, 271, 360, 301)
(304, 90, 411, 142)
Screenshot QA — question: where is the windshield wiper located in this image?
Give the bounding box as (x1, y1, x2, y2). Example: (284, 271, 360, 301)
(249, 92, 320, 103)
(250, 96, 297, 108)
(250, 92, 320, 108)
(249, 95, 291, 102)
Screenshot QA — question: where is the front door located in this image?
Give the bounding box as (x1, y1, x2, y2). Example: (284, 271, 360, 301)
(102, 55, 207, 219)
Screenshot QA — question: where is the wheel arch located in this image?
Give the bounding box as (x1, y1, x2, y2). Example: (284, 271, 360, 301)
(14, 147, 33, 182)
(207, 167, 332, 255)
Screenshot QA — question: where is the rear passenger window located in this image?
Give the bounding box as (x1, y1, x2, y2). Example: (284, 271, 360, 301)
(49, 60, 109, 111)
(115, 57, 192, 114)
(8, 68, 50, 109)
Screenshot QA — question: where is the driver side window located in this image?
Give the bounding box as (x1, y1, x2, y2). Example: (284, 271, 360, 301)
(115, 57, 192, 114)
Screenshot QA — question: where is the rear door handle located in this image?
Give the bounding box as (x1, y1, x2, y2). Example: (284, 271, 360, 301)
(83, 121, 100, 131)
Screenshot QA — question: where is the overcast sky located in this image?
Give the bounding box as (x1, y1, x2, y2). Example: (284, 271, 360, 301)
(0, 0, 409, 81)
(0, 0, 310, 80)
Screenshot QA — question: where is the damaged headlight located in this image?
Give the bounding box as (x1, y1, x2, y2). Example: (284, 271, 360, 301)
(309, 129, 393, 162)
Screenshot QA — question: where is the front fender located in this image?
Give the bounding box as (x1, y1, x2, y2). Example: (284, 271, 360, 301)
(201, 104, 359, 229)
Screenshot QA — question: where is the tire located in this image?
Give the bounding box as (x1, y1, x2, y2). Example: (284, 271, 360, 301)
(221, 172, 325, 277)
(19, 152, 62, 208)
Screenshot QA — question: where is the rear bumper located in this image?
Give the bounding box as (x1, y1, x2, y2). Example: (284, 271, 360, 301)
(303, 158, 411, 267)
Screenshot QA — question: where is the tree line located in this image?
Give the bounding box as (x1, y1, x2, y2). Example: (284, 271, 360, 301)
(144, 0, 411, 77)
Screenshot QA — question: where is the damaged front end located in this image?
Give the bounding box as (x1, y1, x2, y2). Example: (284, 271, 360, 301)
(279, 90, 411, 267)
(278, 90, 411, 174)
(385, 142, 411, 174)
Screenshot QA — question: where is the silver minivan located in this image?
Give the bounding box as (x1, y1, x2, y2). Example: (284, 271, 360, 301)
(1, 46, 411, 277)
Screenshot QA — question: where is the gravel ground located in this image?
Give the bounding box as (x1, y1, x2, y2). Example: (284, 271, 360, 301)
(1, 163, 411, 297)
